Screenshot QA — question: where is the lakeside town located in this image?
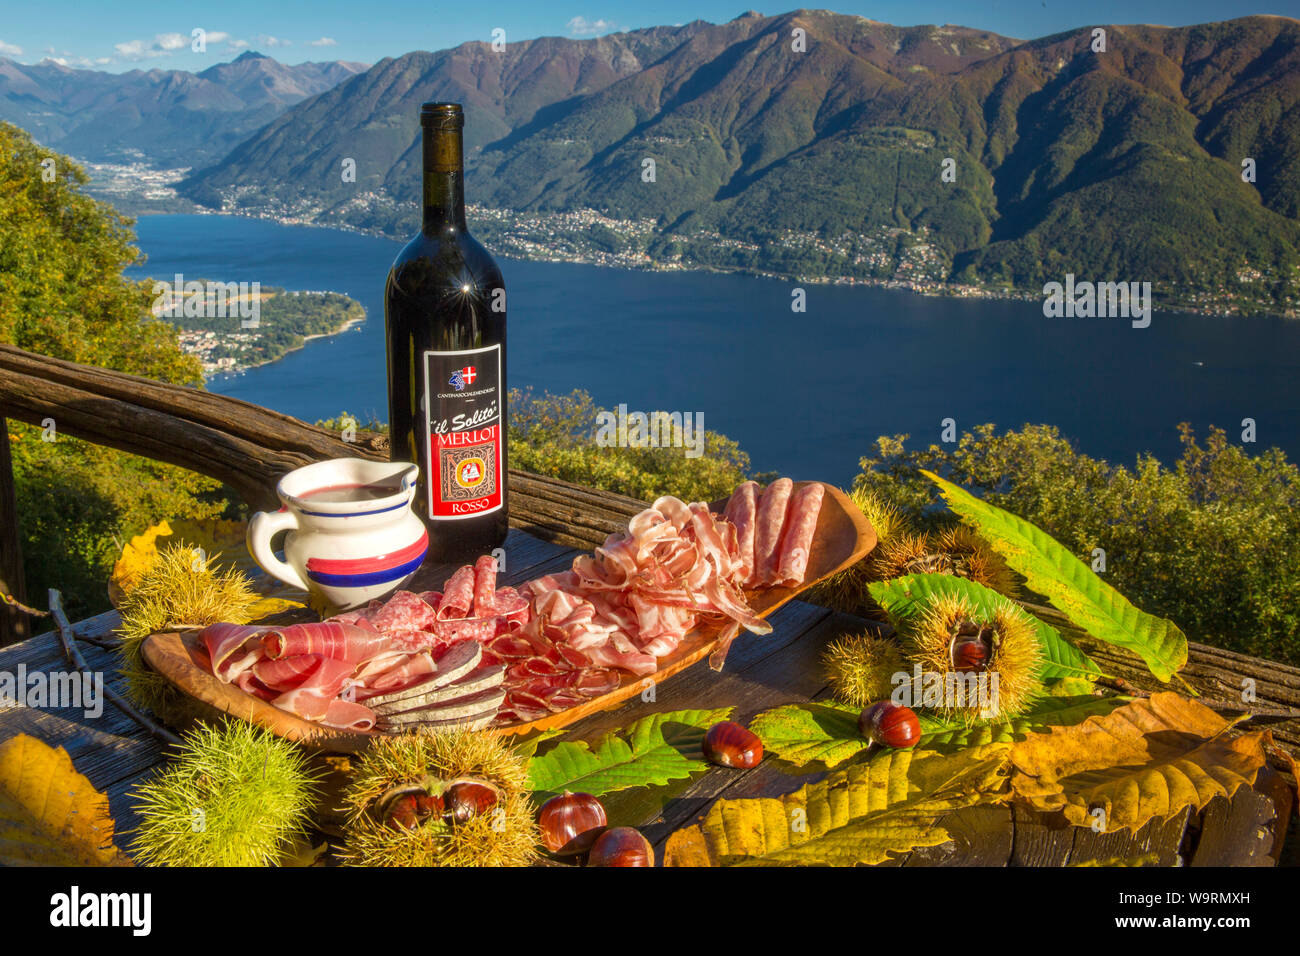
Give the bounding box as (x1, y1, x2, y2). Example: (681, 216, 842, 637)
(83, 160, 1298, 319)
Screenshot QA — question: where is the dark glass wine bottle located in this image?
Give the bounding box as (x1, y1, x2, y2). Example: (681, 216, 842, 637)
(385, 102, 508, 561)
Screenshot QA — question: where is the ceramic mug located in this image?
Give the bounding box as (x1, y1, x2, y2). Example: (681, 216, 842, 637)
(247, 458, 428, 611)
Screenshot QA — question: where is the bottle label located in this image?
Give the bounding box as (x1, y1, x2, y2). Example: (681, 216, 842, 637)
(422, 344, 503, 520)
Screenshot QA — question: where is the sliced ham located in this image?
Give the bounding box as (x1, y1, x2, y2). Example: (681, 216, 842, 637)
(261, 621, 391, 662)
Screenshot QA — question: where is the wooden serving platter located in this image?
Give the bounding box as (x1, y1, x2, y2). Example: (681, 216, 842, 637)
(141, 482, 875, 752)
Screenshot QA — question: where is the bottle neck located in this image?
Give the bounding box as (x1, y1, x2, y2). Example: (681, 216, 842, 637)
(422, 125, 468, 234)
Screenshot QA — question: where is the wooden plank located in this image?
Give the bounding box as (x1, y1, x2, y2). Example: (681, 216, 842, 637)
(1009, 803, 1076, 867)
(903, 805, 1014, 866)
(1065, 806, 1191, 866)
(1189, 768, 1293, 866)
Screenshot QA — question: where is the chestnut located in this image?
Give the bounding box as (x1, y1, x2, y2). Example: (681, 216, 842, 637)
(587, 826, 655, 867)
(951, 637, 990, 673)
(858, 701, 921, 749)
(538, 791, 608, 855)
(444, 781, 499, 824)
(950, 622, 993, 673)
(385, 793, 421, 830)
(415, 792, 444, 817)
(702, 721, 763, 769)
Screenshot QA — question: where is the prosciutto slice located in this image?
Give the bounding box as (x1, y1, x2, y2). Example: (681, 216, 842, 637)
(261, 621, 391, 662)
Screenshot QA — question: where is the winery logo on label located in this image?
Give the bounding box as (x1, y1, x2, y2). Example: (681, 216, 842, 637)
(448, 366, 477, 391)
(423, 346, 502, 519)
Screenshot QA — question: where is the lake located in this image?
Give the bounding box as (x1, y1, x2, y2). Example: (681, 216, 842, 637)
(126, 214, 1300, 487)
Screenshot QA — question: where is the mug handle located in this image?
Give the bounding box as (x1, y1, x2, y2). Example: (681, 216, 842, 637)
(247, 509, 311, 592)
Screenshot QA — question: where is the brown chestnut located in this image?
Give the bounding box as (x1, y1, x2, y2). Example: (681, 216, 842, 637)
(444, 781, 499, 824)
(385, 793, 421, 830)
(587, 826, 655, 867)
(950, 621, 993, 673)
(538, 791, 607, 855)
(858, 701, 921, 749)
(702, 720, 763, 769)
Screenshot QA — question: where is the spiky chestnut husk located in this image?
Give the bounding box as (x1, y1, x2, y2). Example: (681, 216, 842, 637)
(822, 631, 908, 708)
(129, 720, 320, 867)
(806, 489, 906, 616)
(116, 544, 258, 715)
(900, 592, 1042, 722)
(874, 527, 1018, 598)
(342, 727, 537, 867)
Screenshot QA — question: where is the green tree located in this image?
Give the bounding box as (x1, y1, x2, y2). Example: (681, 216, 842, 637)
(1, 122, 225, 622)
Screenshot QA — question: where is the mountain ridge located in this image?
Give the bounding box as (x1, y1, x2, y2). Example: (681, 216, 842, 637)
(0, 52, 368, 166)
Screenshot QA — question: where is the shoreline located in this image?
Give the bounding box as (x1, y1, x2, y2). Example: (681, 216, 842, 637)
(203, 310, 366, 381)
(145, 207, 1297, 322)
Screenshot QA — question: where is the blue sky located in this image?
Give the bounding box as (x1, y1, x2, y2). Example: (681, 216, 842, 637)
(2, 0, 1297, 72)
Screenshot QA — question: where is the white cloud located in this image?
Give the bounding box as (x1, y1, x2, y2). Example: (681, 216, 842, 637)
(567, 16, 616, 36)
(114, 34, 186, 61)
(204, 31, 230, 44)
(227, 39, 250, 51)
(0, 39, 23, 56)
(253, 34, 290, 48)
(307, 37, 338, 47)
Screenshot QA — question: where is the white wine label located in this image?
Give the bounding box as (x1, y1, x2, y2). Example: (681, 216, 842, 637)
(421, 344, 503, 519)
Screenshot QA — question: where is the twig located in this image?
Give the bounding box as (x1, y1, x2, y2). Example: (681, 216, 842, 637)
(1095, 676, 1300, 721)
(49, 589, 182, 748)
(1, 589, 48, 618)
(75, 632, 123, 652)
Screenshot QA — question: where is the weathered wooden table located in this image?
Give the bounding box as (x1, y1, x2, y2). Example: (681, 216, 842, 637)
(2, 482, 1297, 866)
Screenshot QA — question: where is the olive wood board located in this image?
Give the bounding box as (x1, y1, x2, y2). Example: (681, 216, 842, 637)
(141, 481, 876, 752)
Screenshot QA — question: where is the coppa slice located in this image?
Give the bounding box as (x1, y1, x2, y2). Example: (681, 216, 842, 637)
(372, 665, 505, 717)
(375, 687, 508, 728)
(358, 642, 483, 705)
(382, 707, 501, 732)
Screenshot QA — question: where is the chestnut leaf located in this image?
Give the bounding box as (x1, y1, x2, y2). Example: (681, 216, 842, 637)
(527, 707, 732, 803)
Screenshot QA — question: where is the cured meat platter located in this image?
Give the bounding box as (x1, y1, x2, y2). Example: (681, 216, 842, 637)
(141, 481, 876, 752)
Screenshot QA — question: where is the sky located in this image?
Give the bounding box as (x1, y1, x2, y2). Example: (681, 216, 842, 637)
(1, 0, 1298, 72)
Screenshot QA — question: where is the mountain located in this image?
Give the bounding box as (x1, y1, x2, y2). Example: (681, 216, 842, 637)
(179, 12, 1300, 313)
(0, 51, 368, 167)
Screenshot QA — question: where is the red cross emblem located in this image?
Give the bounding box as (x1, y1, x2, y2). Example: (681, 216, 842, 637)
(460, 366, 477, 384)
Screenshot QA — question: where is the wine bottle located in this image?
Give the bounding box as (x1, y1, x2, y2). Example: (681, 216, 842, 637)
(385, 102, 508, 561)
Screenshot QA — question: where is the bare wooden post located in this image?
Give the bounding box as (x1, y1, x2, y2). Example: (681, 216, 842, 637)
(0, 416, 31, 644)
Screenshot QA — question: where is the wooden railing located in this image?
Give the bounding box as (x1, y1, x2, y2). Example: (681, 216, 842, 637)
(0, 344, 643, 642)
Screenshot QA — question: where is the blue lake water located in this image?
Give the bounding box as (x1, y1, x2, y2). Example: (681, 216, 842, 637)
(126, 214, 1300, 486)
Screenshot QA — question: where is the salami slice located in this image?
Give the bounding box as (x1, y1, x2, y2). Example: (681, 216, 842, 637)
(438, 565, 476, 620)
(775, 482, 824, 587)
(752, 477, 793, 587)
(367, 590, 438, 632)
(723, 480, 759, 584)
(472, 554, 498, 617)
(433, 617, 498, 646)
